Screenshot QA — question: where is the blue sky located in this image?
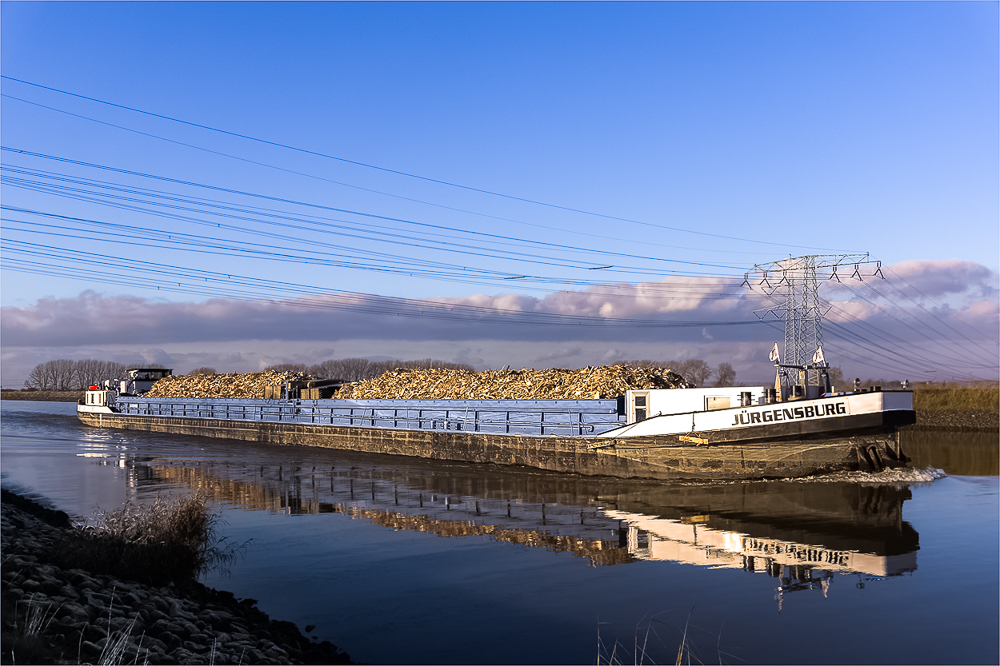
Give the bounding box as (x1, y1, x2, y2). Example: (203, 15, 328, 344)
(1, 2, 997, 385)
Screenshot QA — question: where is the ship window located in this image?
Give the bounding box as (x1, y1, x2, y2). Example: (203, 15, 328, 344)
(706, 396, 731, 411)
(632, 393, 649, 422)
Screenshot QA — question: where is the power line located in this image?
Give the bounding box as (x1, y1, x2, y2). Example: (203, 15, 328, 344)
(1, 147, 752, 275)
(831, 278, 999, 364)
(0, 97, 775, 261)
(1, 214, 754, 308)
(0, 239, 767, 330)
(0, 77, 860, 252)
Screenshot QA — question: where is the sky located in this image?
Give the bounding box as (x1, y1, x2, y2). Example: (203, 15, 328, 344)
(1, 2, 998, 387)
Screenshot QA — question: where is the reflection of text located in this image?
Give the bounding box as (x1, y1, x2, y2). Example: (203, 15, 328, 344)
(742, 538, 850, 567)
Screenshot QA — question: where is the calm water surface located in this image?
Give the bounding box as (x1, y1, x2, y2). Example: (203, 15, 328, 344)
(2, 400, 997, 664)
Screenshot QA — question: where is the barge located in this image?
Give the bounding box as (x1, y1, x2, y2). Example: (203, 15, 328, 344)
(78, 356, 915, 481)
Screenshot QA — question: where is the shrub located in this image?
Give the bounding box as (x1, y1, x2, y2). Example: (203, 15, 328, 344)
(52, 494, 235, 586)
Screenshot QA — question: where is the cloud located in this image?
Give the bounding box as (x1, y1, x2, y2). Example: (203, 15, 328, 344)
(2, 260, 997, 385)
(531, 346, 584, 364)
(0, 280, 771, 348)
(830, 259, 999, 303)
(439, 276, 748, 318)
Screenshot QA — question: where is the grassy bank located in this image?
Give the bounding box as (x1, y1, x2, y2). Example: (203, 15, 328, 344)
(913, 386, 999, 412)
(908, 386, 999, 431)
(1, 490, 351, 664)
(1, 389, 83, 402)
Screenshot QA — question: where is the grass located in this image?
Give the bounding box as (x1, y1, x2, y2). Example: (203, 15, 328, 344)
(913, 386, 999, 413)
(0, 389, 84, 402)
(2, 493, 243, 664)
(595, 609, 724, 666)
(1, 595, 63, 665)
(52, 494, 238, 587)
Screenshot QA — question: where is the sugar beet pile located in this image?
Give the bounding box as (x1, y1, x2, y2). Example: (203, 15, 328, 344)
(146, 365, 691, 400)
(337, 366, 691, 399)
(144, 370, 308, 398)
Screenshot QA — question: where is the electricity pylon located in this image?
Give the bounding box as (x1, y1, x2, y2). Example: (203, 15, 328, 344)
(744, 253, 881, 387)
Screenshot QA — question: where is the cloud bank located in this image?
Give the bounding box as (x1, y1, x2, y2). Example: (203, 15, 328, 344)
(2, 261, 997, 386)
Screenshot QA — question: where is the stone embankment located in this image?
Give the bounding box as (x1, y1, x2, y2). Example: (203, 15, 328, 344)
(1, 491, 351, 665)
(906, 409, 999, 432)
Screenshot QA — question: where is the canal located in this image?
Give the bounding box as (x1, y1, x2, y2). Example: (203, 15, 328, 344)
(2, 400, 997, 664)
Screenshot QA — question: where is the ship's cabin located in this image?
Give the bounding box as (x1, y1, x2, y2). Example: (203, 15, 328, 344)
(625, 387, 767, 423)
(120, 368, 173, 395)
(83, 389, 113, 406)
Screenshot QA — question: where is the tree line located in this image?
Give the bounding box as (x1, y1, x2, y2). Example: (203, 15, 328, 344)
(621, 359, 737, 387)
(261, 358, 736, 386)
(21, 355, 985, 393)
(23, 356, 740, 390)
(262, 358, 475, 381)
(23, 359, 137, 391)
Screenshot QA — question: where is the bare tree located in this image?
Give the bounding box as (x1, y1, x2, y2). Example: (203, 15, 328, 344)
(25, 363, 50, 390)
(398, 358, 473, 372)
(75, 360, 127, 388)
(827, 366, 844, 391)
(674, 359, 712, 387)
(25, 359, 83, 390)
(618, 359, 663, 369)
(190, 367, 217, 376)
(614, 359, 712, 385)
(25, 359, 130, 390)
(332, 358, 374, 381)
(264, 363, 309, 374)
(306, 358, 475, 381)
(713, 362, 737, 387)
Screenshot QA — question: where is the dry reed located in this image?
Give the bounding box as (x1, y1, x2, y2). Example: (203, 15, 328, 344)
(913, 386, 999, 413)
(51, 494, 234, 587)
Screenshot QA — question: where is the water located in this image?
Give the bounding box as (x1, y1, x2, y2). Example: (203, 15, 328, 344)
(2, 400, 997, 664)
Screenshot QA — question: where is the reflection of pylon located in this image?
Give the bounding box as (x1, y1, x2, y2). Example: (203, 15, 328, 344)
(751, 254, 876, 386)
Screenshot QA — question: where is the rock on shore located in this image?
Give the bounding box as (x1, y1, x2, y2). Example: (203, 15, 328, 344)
(907, 409, 999, 431)
(1, 491, 351, 665)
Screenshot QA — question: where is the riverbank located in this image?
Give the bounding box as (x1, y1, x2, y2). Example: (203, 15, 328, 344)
(905, 409, 999, 431)
(1, 390, 83, 402)
(0, 490, 352, 665)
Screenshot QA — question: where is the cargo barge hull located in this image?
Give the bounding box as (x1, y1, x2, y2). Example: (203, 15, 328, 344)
(76, 409, 906, 481)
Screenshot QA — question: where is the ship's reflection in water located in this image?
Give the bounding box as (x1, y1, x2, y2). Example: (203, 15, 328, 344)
(125, 450, 919, 602)
(607, 491, 918, 607)
(604, 481, 919, 606)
